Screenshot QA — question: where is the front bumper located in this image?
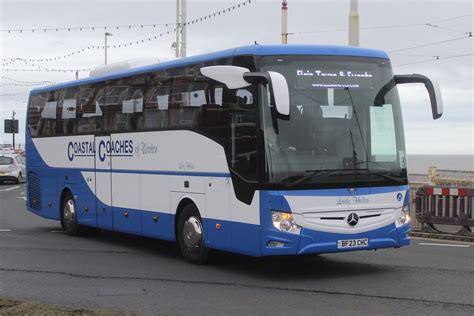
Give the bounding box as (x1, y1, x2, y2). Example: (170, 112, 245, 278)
(261, 222, 410, 256)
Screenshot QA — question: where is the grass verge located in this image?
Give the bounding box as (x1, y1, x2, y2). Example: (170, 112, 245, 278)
(0, 298, 136, 316)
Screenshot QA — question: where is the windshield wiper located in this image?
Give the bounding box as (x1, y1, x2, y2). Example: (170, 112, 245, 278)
(286, 168, 355, 187)
(345, 88, 370, 175)
(367, 171, 404, 184)
(283, 168, 403, 188)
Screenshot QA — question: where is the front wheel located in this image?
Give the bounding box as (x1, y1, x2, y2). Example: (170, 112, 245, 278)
(61, 193, 85, 236)
(177, 204, 209, 264)
(15, 173, 22, 184)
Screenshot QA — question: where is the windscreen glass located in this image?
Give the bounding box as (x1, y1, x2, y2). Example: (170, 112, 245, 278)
(259, 55, 406, 186)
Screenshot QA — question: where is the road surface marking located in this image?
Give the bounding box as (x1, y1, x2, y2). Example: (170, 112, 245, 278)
(418, 242, 470, 248)
(50, 230, 65, 233)
(18, 197, 27, 201)
(0, 229, 12, 232)
(0, 186, 20, 192)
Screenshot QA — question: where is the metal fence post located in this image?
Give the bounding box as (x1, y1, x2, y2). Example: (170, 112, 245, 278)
(470, 195, 474, 233)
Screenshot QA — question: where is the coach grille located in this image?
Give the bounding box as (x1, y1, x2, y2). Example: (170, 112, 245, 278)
(28, 172, 41, 211)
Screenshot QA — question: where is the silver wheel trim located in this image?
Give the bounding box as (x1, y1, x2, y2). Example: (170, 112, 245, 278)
(183, 216, 203, 249)
(63, 199, 76, 228)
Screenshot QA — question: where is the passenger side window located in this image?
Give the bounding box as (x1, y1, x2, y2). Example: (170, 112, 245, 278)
(144, 71, 172, 129)
(28, 93, 48, 137)
(77, 85, 102, 134)
(41, 90, 60, 136)
(225, 86, 258, 181)
(111, 75, 147, 132)
(178, 81, 207, 128)
(56, 88, 78, 136)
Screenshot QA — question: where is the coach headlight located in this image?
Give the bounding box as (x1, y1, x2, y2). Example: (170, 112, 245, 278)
(271, 211, 301, 234)
(396, 206, 410, 227)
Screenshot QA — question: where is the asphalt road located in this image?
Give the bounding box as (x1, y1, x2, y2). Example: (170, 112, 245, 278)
(1, 183, 473, 315)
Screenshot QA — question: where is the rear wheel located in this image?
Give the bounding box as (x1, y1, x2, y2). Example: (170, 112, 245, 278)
(177, 204, 209, 264)
(61, 192, 85, 236)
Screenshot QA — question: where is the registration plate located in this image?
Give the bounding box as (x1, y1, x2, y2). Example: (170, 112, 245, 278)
(337, 238, 368, 249)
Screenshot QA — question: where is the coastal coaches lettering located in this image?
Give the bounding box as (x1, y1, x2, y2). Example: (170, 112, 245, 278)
(68, 141, 95, 161)
(25, 45, 443, 264)
(67, 140, 133, 161)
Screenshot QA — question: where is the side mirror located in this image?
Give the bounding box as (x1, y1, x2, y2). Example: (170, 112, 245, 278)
(200, 66, 290, 117)
(394, 74, 443, 120)
(375, 74, 443, 120)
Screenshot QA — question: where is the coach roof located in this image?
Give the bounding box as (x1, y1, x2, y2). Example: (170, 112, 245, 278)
(30, 44, 389, 94)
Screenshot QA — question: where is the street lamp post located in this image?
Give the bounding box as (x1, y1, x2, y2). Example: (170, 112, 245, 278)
(12, 110, 16, 150)
(105, 32, 113, 65)
(281, 1, 288, 44)
(348, 0, 359, 46)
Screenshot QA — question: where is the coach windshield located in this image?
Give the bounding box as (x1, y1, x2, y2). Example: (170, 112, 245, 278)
(258, 55, 407, 188)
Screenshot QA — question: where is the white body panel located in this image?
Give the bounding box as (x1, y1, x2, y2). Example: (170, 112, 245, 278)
(111, 173, 141, 211)
(33, 135, 95, 169)
(170, 192, 206, 218)
(206, 177, 231, 221)
(33, 131, 262, 225)
(32, 131, 229, 173)
(170, 176, 206, 194)
(230, 182, 260, 225)
(140, 175, 170, 213)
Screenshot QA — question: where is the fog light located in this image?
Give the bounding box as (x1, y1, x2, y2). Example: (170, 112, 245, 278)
(271, 211, 301, 234)
(396, 206, 410, 227)
(268, 241, 285, 248)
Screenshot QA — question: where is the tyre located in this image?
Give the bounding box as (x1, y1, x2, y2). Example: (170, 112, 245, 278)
(15, 173, 22, 184)
(61, 192, 85, 236)
(177, 204, 209, 264)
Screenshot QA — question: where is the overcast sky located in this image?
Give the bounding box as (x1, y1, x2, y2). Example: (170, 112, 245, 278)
(0, 0, 472, 155)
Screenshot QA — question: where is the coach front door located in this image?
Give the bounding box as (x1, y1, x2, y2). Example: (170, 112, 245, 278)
(95, 136, 113, 230)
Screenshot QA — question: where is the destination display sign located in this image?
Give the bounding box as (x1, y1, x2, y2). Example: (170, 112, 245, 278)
(295, 68, 376, 89)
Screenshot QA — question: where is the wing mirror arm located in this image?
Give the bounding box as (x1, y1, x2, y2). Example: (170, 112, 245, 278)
(375, 74, 443, 120)
(243, 71, 290, 117)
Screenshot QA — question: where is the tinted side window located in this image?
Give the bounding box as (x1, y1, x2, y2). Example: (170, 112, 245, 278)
(98, 75, 147, 133)
(56, 88, 79, 136)
(226, 86, 258, 181)
(120, 75, 147, 131)
(144, 70, 172, 129)
(77, 84, 102, 134)
(169, 68, 202, 128)
(28, 93, 47, 137)
(41, 90, 60, 137)
(98, 80, 128, 132)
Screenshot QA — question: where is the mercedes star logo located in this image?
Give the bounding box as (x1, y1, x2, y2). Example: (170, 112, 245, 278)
(347, 213, 359, 226)
(397, 192, 403, 201)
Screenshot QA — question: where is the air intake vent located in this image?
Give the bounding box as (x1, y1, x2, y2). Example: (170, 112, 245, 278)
(28, 172, 41, 211)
